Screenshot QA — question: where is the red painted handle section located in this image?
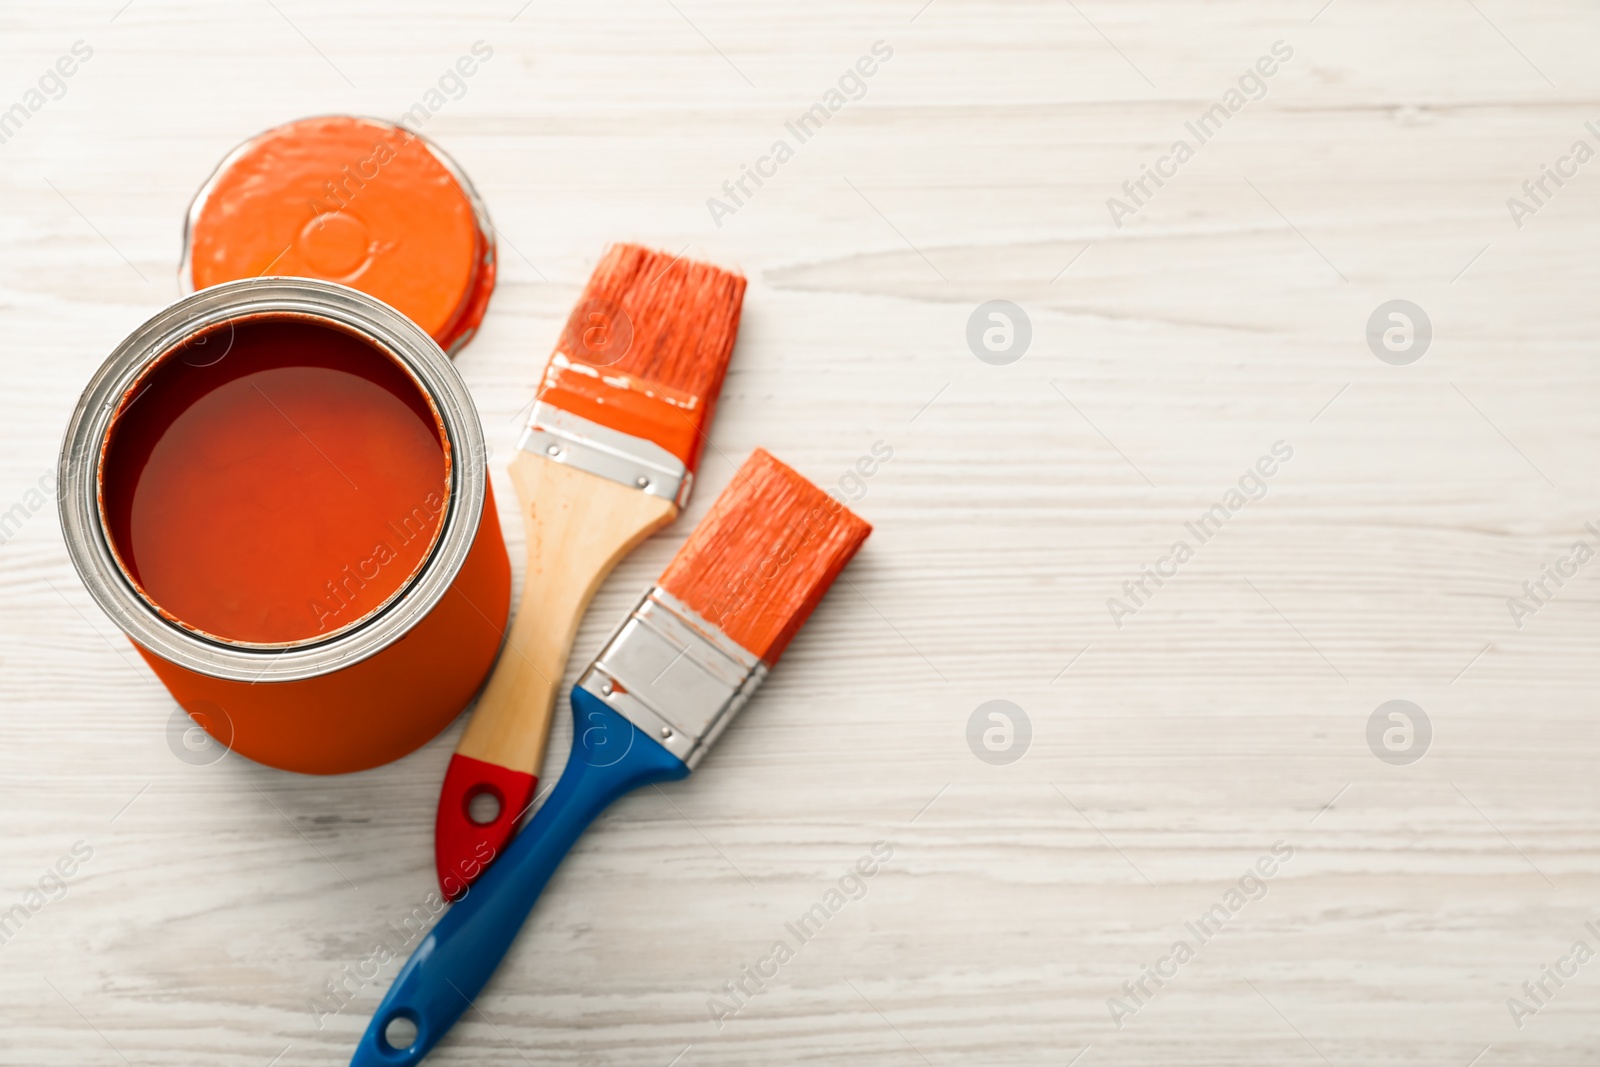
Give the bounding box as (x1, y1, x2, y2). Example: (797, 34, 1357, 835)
(434, 753, 537, 901)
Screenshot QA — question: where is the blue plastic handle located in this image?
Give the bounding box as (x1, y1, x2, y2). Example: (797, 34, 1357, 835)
(350, 691, 689, 1066)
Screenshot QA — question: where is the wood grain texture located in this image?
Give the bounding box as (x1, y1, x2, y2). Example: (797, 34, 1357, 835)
(457, 453, 674, 770)
(2, 0, 1599, 1064)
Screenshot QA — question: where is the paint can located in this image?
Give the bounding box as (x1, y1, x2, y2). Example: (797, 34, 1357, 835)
(59, 277, 511, 774)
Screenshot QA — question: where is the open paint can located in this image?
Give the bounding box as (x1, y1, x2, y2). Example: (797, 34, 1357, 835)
(59, 278, 511, 774)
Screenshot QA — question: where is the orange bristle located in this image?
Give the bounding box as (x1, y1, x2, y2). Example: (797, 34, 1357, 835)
(539, 245, 746, 471)
(564, 244, 746, 395)
(658, 449, 872, 664)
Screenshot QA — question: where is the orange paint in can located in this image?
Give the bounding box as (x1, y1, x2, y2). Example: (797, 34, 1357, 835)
(101, 318, 452, 646)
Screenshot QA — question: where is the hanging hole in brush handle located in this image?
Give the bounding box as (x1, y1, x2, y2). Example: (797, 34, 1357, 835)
(381, 1014, 419, 1056)
(351, 694, 689, 1067)
(466, 789, 501, 825)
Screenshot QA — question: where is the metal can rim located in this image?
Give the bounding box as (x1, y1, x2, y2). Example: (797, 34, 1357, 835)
(57, 277, 489, 683)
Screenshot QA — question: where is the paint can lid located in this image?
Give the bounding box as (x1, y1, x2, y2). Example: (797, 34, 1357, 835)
(182, 115, 496, 356)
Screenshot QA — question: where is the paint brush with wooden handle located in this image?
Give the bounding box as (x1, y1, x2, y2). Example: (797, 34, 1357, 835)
(435, 244, 745, 899)
(353, 449, 872, 1065)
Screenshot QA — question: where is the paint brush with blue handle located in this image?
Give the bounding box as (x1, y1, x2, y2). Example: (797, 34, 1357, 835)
(351, 448, 872, 1065)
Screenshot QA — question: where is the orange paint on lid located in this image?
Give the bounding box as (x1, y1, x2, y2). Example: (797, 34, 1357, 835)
(184, 116, 496, 354)
(99, 316, 451, 647)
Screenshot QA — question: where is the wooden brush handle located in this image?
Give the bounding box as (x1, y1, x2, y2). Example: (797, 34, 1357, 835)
(434, 451, 675, 897)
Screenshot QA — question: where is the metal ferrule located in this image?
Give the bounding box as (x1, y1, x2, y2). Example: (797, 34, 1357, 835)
(518, 401, 692, 508)
(576, 588, 767, 770)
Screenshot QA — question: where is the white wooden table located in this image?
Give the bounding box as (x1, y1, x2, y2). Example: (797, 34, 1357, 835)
(4, 1, 1599, 1063)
